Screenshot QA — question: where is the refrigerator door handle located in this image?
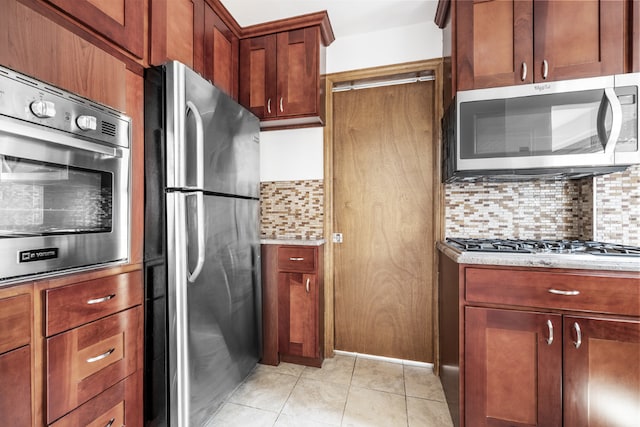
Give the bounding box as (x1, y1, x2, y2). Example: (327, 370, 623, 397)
(187, 191, 206, 283)
(186, 100, 204, 189)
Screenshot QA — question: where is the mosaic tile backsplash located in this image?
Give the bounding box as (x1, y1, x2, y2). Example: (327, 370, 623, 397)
(260, 180, 324, 240)
(445, 164, 640, 246)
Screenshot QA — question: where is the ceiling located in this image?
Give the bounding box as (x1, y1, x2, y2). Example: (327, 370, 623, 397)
(218, 0, 440, 39)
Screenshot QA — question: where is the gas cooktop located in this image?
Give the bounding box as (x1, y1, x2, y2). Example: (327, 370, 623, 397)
(446, 238, 640, 257)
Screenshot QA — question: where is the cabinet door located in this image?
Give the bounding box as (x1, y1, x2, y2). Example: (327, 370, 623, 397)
(465, 307, 562, 426)
(239, 35, 277, 118)
(456, 0, 533, 90)
(276, 27, 319, 118)
(278, 272, 318, 359)
(563, 316, 640, 427)
(0, 346, 31, 427)
(533, 0, 625, 81)
(150, 0, 195, 67)
(203, 3, 239, 99)
(44, 0, 144, 58)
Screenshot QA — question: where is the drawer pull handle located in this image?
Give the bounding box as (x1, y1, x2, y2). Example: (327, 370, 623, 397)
(104, 418, 115, 427)
(521, 62, 527, 81)
(548, 289, 580, 296)
(87, 294, 116, 305)
(572, 322, 582, 349)
(289, 257, 304, 261)
(545, 319, 554, 345)
(87, 348, 115, 363)
(306, 277, 310, 293)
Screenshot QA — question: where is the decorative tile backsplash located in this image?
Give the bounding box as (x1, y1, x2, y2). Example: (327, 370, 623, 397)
(593, 165, 640, 245)
(445, 165, 639, 245)
(260, 180, 324, 240)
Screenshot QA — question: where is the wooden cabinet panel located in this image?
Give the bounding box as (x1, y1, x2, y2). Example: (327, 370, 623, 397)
(203, 3, 239, 99)
(278, 272, 318, 360)
(0, 346, 32, 427)
(276, 27, 319, 119)
(49, 374, 141, 427)
(456, 0, 533, 90)
(43, 0, 144, 58)
(239, 35, 277, 118)
(277, 246, 316, 272)
(465, 307, 562, 426)
(45, 270, 143, 336)
(563, 316, 640, 427)
(149, 0, 195, 67)
(46, 306, 142, 423)
(456, 0, 627, 90)
(533, 0, 625, 82)
(0, 293, 30, 354)
(465, 267, 640, 316)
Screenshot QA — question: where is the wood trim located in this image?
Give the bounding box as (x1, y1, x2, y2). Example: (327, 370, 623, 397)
(634, 0, 640, 72)
(240, 11, 335, 47)
(204, 0, 242, 37)
(434, 0, 451, 29)
(323, 58, 445, 360)
(16, 0, 145, 75)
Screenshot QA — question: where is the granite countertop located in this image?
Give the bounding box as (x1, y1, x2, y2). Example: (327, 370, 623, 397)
(260, 238, 325, 246)
(437, 242, 640, 273)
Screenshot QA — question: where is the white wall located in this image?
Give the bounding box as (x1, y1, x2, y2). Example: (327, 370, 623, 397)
(260, 22, 443, 182)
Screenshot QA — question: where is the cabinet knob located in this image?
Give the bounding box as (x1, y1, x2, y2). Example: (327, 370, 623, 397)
(86, 294, 116, 305)
(306, 277, 310, 293)
(289, 257, 304, 261)
(542, 59, 549, 80)
(521, 62, 527, 81)
(267, 98, 272, 114)
(86, 347, 115, 363)
(279, 97, 284, 113)
(572, 322, 582, 349)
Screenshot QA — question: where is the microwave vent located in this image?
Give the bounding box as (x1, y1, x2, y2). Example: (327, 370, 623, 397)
(101, 121, 117, 137)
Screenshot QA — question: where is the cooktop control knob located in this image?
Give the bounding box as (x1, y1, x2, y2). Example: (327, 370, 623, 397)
(30, 100, 56, 118)
(76, 115, 97, 131)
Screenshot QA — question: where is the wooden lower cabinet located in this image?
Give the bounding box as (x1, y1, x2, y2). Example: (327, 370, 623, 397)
(439, 253, 640, 427)
(465, 307, 562, 426)
(465, 307, 640, 427)
(0, 346, 32, 427)
(563, 316, 640, 427)
(262, 244, 324, 367)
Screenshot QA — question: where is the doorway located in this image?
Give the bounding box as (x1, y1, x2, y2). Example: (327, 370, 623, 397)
(323, 60, 444, 363)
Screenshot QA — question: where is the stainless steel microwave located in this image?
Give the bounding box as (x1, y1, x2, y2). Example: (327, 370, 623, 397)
(443, 73, 640, 182)
(0, 66, 131, 284)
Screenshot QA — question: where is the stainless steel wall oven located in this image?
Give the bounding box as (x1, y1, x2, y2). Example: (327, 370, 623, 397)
(0, 65, 130, 284)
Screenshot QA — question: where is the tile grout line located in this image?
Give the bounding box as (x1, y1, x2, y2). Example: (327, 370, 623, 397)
(338, 355, 358, 426)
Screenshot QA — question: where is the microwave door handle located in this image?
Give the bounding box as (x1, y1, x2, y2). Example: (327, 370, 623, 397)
(186, 191, 206, 283)
(597, 88, 623, 155)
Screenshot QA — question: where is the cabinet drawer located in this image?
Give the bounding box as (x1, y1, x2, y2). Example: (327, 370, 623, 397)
(45, 271, 143, 336)
(465, 268, 640, 316)
(49, 374, 140, 427)
(0, 293, 30, 354)
(278, 247, 316, 272)
(47, 307, 142, 423)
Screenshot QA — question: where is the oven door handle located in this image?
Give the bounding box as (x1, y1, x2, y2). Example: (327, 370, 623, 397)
(0, 115, 118, 157)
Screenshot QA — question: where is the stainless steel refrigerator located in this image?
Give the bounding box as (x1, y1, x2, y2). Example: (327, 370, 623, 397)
(144, 61, 262, 426)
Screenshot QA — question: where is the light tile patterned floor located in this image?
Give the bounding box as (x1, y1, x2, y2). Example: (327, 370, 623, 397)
(207, 354, 454, 427)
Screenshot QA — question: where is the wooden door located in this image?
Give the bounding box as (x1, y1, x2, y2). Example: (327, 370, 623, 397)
(333, 80, 435, 362)
(0, 347, 32, 427)
(456, 0, 533, 90)
(533, 0, 625, 81)
(465, 307, 562, 426)
(563, 316, 640, 427)
(276, 27, 319, 118)
(239, 35, 277, 119)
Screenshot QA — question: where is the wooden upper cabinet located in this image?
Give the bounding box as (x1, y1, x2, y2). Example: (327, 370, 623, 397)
(240, 27, 323, 128)
(43, 0, 144, 59)
(202, 2, 239, 99)
(239, 11, 334, 130)
(149, 0, 196, 67)
(456, 0, 627, 91)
